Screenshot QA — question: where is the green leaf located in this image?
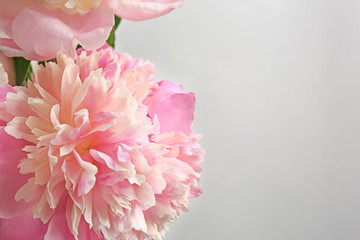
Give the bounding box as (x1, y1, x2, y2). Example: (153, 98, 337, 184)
(25, 64, 33, 85)
(107, 16, 122, 48)
(38, 61, 46, 67)
(114, 15, 121, 30)
(13, 57, 31, 86)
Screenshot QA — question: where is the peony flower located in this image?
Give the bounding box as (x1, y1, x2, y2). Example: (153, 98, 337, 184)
(0, 45, 203, 240)
(0, 0, 184, 61)
(0, 51, 15, 86)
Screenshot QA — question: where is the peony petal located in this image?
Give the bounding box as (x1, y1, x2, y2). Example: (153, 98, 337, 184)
(0, 0, 184, 59)
(110, 0, 184, 21)
(73, 151, 98, 196)
(0, 84, 15, 125)
(10, 5, 114, 60)
(77, 217, 103, 240)
(66, 198, 82, 237)
(0, 210, 47, 240)
(148, 80, 195, 135)
(0, 127, 30, 218)
(44, 208, 74, 240)
(0, 51, 15, 86)
(0, 83, 14, 101)
(90, 148, 120, 171)
(129, 204, 147, 232)
(73, 69, 108, 120)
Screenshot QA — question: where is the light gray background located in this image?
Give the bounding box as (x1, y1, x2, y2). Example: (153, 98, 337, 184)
(117, 1, 360, 239)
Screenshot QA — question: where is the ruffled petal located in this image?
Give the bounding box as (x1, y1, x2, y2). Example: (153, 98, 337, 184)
(0, 84, 15, 125)
(0, 51, 15, 86)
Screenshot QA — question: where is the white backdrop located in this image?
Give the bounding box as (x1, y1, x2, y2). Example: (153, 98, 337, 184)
(117, 1, 360, 239)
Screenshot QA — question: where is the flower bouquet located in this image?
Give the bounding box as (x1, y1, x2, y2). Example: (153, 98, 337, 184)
(0, 1, 203, 239)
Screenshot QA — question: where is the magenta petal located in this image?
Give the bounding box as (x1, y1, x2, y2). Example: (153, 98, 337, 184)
(148, 80, 195, 135)
(44, 212, 74, 240)
(77, 217, 103, 240)
(44, 196, 74, 240)
(0, 127, 30, 218)
(0, 210, 47, 240)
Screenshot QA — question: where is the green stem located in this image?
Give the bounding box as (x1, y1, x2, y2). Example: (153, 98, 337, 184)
(13, 57, 31, 86)
(107, 16, 122, 48)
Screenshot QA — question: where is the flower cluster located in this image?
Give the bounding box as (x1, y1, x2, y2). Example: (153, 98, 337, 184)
(0, 45, 203, 240)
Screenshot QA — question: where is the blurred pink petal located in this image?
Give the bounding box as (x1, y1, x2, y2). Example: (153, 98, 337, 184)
(110, 0, 184, 21)
(0, 0, 184, 60)
(9, 4, 114, 60)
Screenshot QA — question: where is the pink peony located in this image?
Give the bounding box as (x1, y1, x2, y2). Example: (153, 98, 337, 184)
(0, 51, 15, 86)
(0, 45, 203, 240)
(0, 0, 184, 61)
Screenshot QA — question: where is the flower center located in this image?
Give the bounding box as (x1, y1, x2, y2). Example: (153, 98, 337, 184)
(74, 137, 97, 155)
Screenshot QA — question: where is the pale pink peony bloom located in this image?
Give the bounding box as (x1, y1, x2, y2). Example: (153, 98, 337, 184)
(0, 0, 184, 61)
(0, 51, 15, 86)
(0, 45, 203, 240)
